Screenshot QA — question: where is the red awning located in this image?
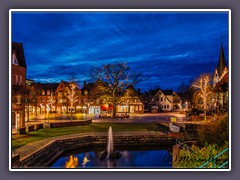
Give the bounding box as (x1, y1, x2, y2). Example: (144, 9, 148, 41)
(100, 105, 113, 111)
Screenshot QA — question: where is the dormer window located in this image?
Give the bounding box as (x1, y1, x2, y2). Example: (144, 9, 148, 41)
(12, 53, 19, 65)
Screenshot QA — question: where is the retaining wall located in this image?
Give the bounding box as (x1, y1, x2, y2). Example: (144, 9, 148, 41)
(17, 135, 175, 168)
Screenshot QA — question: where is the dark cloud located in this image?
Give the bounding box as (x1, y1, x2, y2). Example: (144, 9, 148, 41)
(12, 11, 229, 91)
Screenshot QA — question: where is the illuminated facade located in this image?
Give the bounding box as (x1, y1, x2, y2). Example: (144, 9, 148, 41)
(11, 42, 27, 134)
(212, 42, 229, 112)
(150, 89, 180, 112)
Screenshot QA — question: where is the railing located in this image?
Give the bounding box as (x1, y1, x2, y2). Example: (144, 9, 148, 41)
(199, 148, 229, 168)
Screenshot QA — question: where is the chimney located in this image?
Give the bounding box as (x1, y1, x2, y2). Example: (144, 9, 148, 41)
(83, 81, 86, 87)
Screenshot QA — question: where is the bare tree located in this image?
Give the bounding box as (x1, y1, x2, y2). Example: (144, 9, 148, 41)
(192, 74, 213, 121)
(67, 83, 78, 120)
(48, 91, 56, 113)
(90, 62, 143, 118)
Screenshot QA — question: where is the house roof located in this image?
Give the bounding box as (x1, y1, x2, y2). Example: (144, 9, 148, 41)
(217, 42, 227, 76)
(81, 83, 94, 92)
(35, 83, 59, 91)
(162, 90, 173, 95)
(12, 42, 27, 68)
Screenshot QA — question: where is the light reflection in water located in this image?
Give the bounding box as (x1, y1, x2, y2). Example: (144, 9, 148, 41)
(52, 148, 172, 168)
(65, 155, 78, 168)
(82, 155, 90, 167)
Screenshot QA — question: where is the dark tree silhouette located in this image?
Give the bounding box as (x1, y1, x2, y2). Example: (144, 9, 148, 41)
(90, 62, 143, 117)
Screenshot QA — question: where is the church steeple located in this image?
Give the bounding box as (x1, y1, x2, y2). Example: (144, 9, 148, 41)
(217, 42, 227, 76)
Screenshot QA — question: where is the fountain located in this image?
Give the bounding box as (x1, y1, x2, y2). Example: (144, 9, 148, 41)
(107, 126, 114, 155)
(100, 126, 121, 160)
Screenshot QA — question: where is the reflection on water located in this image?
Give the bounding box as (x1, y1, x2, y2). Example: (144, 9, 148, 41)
(52, 147, 172, 168)
(65, 155, 78, 168)
(82, 156, 90, 167)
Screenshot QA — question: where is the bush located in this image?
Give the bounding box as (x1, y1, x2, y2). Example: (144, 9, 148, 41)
(196, 115, 228, 147)
(173, 141, 228, 168)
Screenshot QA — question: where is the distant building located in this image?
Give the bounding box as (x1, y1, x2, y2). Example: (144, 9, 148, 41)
(213, 42, 228, 88)
(117, 85, 144, 114)
(11, 42, 27, 134)
(149, 89, 180, 112)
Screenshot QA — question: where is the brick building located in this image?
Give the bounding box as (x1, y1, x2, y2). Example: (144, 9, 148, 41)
(11, 42, 27, 134)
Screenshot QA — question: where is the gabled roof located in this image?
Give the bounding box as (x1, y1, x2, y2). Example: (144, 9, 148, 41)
(12, 42, 27, 68)
(162, 90, 173, 96)
(34, 83, 59, 91)
(81, 83, 94, 92)
(217, 42, 227, 76)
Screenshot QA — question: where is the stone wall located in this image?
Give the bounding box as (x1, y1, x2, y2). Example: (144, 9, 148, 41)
(18, 135, 175, 168)
(43, 119, 92, 128)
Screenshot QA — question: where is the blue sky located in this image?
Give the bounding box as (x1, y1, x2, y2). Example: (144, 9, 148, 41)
(12, 11, 229, 92)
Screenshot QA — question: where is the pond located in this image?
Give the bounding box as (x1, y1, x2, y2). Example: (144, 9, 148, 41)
(50, 146, 172, 169)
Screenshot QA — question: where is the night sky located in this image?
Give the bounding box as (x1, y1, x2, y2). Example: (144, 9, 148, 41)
(11, 11, 229, 92)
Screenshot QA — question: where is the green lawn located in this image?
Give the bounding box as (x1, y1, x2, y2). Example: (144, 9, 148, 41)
(12, 123, 168, 150)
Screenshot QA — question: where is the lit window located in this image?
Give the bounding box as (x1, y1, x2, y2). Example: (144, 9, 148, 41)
(19, 76, 22, 84)
(135, 106, 139, 111)
(84, 90, 88, 95)
(96, 99, 100, 104)
(12, 53, 18, 65)
(15, 75, 18, 84)
(47, 90, 50, 95)
(42, 90, 45, 95)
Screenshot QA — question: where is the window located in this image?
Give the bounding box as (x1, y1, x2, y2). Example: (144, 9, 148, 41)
(96, 99, 100, 104)
(84, 90, 88, 95)
(90, 99, 93, 104)
(139, 105, 142, 111)
(164, 105, 166, 109)
(12, 53, 18, 65)
(41, 99, 45, 103)
(42, 90, 45, 95)
(84, 98, 88, 104)
(167, 105, 169, 108)
(19, 76, 22, 84)
(135, 106, 139, 111)
(161, 97, 163, 101)
(15, 75, 18, 84)
(47, 90, 50, 95)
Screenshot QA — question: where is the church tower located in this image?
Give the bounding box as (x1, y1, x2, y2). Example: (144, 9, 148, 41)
(213, 42, 228, 88)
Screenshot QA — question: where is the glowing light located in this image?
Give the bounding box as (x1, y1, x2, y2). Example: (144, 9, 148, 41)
(65, 155, 78, 168)
(82, 155, 90, 167)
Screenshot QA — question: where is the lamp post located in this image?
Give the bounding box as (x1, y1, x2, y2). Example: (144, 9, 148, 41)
(46, 104, 50, 122)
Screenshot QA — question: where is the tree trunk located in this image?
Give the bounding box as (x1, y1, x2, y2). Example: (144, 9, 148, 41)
(113, 103, 117, 118)
(204, 109, 207, 121)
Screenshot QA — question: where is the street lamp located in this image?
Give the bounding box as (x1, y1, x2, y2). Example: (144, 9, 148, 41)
(46, 104, 50, 122)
